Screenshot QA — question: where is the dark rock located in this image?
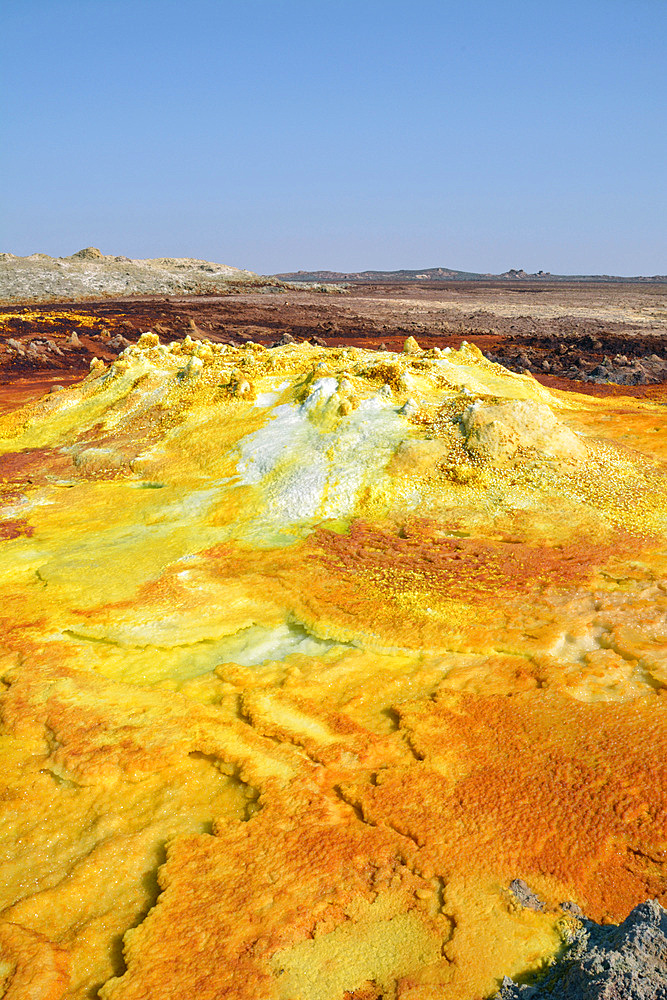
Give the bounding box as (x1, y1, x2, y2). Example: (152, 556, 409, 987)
(496, 898, 667, 999)
(106, 334, 131, 352)
(271, 332, 297, 347)
(509, 879, 546, 911)
(27, 340, 48, 354)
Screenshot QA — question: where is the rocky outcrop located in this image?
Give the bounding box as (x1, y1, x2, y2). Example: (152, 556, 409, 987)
(498, 900, 667, 999)
(485, 343, 667, 386)
(0, 249, 273, 303)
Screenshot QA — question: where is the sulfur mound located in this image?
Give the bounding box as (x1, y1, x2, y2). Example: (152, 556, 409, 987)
(460, 398, 588, 466)
(0, 337, 666, 1000)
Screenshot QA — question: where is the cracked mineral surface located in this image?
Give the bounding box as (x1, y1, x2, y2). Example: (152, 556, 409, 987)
(0, 335, 666, 999)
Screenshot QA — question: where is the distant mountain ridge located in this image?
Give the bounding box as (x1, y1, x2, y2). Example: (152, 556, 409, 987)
(275, 266, 666, 283)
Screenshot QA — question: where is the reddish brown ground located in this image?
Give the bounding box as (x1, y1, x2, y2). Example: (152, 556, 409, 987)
(1, 282, 665, 407)
(347, 689, 667, 920)
(0, 372, 84, 412)
(310, 519, 633, 600)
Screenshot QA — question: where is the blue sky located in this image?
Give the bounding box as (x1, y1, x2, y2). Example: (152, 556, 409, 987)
(1, 0, 665, 274)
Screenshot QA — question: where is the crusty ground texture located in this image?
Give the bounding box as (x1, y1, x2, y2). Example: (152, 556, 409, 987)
(0, 334, 666, 999)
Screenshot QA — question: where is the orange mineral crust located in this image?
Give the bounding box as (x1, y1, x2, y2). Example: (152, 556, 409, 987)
(0, 335, 666, 999)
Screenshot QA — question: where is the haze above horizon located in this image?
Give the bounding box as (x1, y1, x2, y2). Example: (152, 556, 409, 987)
(1, 0, 665, 277)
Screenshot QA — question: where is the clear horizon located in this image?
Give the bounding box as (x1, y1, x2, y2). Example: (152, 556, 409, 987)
(2, 0, 665, 276)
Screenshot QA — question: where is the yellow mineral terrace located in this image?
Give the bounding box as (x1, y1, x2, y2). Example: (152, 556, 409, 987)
(0, 335, 666, 999)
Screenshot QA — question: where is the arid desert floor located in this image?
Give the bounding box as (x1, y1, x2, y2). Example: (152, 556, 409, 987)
(2, 279, 666, 406)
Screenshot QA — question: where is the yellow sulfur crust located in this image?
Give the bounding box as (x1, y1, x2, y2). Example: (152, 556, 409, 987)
(0, 336, 665, 999)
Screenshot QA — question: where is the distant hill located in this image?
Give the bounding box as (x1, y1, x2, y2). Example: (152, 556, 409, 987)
(0, 249, 281, 304)
(275, 266, 667, 284)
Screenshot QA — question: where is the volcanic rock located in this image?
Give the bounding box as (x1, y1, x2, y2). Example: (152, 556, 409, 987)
(497, 899, 667, 999)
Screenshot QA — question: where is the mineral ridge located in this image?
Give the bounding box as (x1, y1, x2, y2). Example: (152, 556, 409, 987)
(0, 249, 264, 303)
(0, 335, 666, 999)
